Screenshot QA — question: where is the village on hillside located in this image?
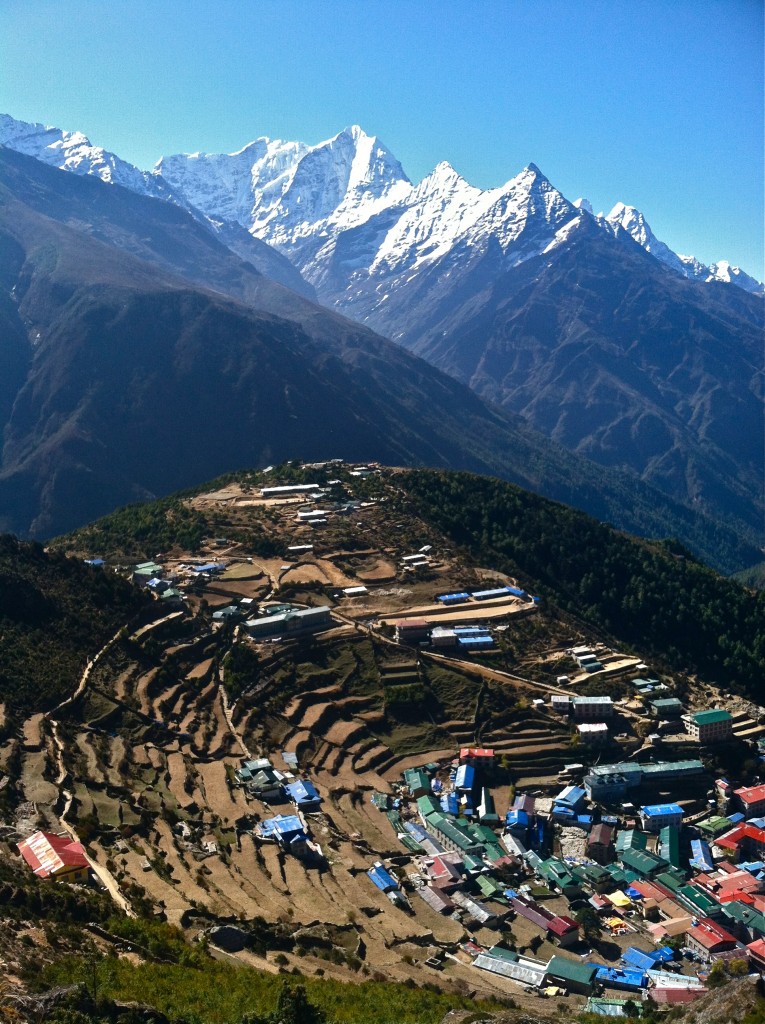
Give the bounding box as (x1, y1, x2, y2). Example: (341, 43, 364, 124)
(9, 462, 765, 1016)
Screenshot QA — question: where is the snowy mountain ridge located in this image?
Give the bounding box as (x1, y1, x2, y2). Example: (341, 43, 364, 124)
(0, 112, 761, 297)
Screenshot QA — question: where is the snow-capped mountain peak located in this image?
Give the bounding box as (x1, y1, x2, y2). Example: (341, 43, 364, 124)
(606, 202, 656, 249)
(0, 113, 165, 197)
(2, 112, 761, 297)
(607, 199, 764, 294)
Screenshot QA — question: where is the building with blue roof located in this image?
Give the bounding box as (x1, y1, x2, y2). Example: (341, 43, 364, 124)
(554, 785, 587, 812)
(367, 862, 399, 892)
(505, 809, 529, 834)
(459, 635, 495, 650)
(260, 814, 310, 856)
(455, 764, 475, 792)
(592, 966, 647, 991)
(622, 947, 657, 971)
(551, 804, 576, 823)
(640, 803, 683, 833)
(441, 793, 459, 816)
(471, 586, 513, 600)
(286, 779, 322, 811)
(436, 592, 470, 605)
(690, 838, 714, 872)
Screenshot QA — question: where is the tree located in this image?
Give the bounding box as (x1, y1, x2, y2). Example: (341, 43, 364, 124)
(575, 907, 602, 943)
(242, 983, 329, 1024)
(272, 984, 327, 1024)
(707, 960, 729, 988)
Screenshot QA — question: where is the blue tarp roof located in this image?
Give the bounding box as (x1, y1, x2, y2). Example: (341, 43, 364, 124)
(641, 803, 683, 817)
(286, 779, 321, 804)
(471, 587, 512, 599)
(690, 838, 714, 872)
(625, 887, 643, 899)
(368, 864, 399, 892)
(740, 861, 765, 874)
(622, 948, 656, 971)
(506, 585, 526, 597)
(455, 764, 475, 790)
(592, 966, 647, 989)
(506, 810, 529, 827)
(552, 805, 576, 817)
(84, 558, 105, 566)
(441, 794, 459, 815)
(262, 814, 305, 840)
(652, 947, 675, 962)
(192, 562, 225, 573)
(436, 592, 470, 603)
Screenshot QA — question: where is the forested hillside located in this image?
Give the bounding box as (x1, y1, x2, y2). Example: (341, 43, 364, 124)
(401, 470, 765, 696)
(0, 535, 144, 713)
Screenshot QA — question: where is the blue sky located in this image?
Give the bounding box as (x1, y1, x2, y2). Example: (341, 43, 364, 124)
(2, 0, 763, 275)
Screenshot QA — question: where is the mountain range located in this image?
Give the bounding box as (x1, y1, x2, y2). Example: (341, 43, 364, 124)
(0, 114, 762, 570)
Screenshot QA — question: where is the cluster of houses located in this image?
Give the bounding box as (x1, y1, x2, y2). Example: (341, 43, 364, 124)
(234, 756, 324, 861)
(364, 747, 765, 1007)
(394, 621, 496, 651)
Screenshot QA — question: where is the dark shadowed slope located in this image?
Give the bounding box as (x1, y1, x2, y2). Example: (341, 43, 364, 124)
(0, 147, 758, 572)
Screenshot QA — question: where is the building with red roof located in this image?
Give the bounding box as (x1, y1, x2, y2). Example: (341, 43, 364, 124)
(17, 831, 89, 882)
(459, 747, 495, 764)
(686, 917, 740, 962)
(716, 823, 765, 861)
(547, 914, 580, 947)
(735, 784, 765, 818)
(747, 937, 765, 970)
(650, 987, 708, 1005)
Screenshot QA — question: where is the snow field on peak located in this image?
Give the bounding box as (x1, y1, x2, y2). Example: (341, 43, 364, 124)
(1, 112, 760, 295)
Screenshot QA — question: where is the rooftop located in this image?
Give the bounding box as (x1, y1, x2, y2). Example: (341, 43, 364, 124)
(692, 709, 733, 725)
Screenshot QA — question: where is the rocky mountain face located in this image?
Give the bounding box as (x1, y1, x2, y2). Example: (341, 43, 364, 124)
(0, 115, 762, 561)
(4, 145, 749, 569)
(151, 124, 763, 540)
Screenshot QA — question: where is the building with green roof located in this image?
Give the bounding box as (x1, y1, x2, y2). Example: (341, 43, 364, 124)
(721, 901, 765, 940)
(476, 874, 507, 900)
(546, 956, 597, 994)
(424, 812, 483, 855)
(619, 848, 669, 879)
(659, 825, 683, 871)
(416, 794, 440, 818)
(404, 768, 431, 797)
(537, 858, 583, 898)
(676, 884, 719, 917)
(654, 871, 683, 893)
(697, 815, 733, 839)
(686, 709, 733, 743)
(606, 865, 639, 886)
(650, 697, 684, 717)
(616, 829, 647, 854)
